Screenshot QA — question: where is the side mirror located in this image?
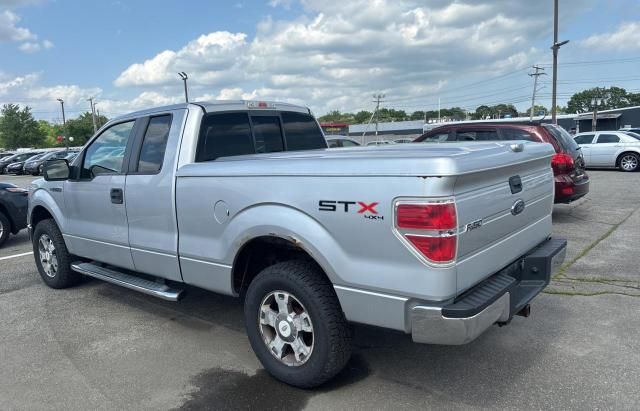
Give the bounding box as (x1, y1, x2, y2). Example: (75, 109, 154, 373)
(44, 159, 70, 181)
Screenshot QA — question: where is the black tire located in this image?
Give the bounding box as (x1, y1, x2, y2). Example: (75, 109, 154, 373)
(32, 219, 81, 289)
(38, 164, 44, 176)
(618, 152, 639, 172)
(0, 211, 11, 247)
(244, 260, 352, 388)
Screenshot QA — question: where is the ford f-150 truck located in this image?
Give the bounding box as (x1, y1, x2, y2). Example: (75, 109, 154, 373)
(29, 100, 566, 388)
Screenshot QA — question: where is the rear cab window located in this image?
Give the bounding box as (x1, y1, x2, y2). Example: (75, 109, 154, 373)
(196, 111, 326, 162)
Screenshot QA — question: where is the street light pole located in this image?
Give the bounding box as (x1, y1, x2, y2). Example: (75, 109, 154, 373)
(178, 72, 189, 102)
(57, 98, 68, 151)
(551, 0, 569, 125)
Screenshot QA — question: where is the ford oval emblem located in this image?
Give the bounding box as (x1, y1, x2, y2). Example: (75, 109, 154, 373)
(511, 199, 526, 216)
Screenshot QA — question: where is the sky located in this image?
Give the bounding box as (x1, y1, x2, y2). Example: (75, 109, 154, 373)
(1, 0, 640, 123)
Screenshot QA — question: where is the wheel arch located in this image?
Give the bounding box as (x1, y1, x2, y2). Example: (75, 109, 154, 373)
(616, 150, 640, 168)
(231, 234, 335, 296)
(29, 189, 66, 233)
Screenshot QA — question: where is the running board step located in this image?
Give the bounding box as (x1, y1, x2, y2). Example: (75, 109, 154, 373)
(71, 262, 184, 301)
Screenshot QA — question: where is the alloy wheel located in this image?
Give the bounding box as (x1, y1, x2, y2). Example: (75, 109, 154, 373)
(258, 290, 314, 367)
(38, 234, 58, 278)
(621, 155, 638, 171)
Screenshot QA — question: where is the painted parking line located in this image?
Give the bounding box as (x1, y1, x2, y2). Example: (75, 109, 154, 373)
(0, 251, 33, 261)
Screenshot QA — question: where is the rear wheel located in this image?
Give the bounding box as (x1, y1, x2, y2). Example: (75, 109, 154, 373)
(619, 153, 639, 172)
(244, 260, 352, 388)
(32, 219, 81, 289)
(0, 211, 11, 247)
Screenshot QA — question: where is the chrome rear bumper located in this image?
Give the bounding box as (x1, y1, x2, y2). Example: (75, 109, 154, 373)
(410, 237, 566, 345)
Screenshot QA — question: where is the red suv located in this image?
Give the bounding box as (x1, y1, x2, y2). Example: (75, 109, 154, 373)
(414, 122, 589, 203)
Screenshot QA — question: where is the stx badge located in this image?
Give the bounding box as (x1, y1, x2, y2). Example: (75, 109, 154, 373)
(319, 200, 384, 220)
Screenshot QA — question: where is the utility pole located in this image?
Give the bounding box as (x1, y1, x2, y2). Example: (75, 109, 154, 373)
(56, 98, 68, 151)
(529, 65, 546, 121)
(178, 72, 189, 102)
(551, 0, 569, 124)
(88, 97, 97, 133)
(372, 93, 385, 139)
(438, 97, 441, 123)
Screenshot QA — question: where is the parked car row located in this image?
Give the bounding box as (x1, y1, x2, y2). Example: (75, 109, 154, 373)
(325, 135, 414, 147)
(0, 149, 79, 175)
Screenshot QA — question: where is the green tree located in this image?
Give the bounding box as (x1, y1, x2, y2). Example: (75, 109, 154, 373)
(64, 112, 107, 145)
(353, 110, 372, 124)
(409, 111, 425, 121)
(0, 104, 45, 149)
(567, 86, 637, 114)
(520, 105, 548, 117)
(473, 105, 493, 120)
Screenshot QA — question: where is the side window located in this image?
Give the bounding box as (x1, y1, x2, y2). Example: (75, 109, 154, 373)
(82, 120, 135, 178)
(196, 113, 254, 162)
(596, 134, 620, 144)
(456, 129, 499, 141)
(341, 139, 359, 147)
(501, 128, 537, 141)
(251, 115, 284, 153)
(420, 132, 450, 142)
(574, 134, 595, 144)
(137, 115, 172, 173)
(281, 112, 327, 151)
(327, 140, 341, 148)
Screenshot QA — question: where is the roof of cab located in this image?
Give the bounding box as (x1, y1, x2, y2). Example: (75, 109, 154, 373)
(113, 100, 311, 121)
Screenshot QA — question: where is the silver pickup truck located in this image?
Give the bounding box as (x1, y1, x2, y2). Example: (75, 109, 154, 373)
(29, 100, 566, 388)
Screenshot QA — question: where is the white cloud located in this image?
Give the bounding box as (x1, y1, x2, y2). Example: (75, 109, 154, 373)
(0, 0, 45, 8)
(0, 10, 36, 42)
(579, 22, 640, 52)
(114, 0, 583, 114)
(269, 0, 293, 9)
(18, 41, 39, 52)
(114, 32, 247, 87)
(18, 39, 54, 53)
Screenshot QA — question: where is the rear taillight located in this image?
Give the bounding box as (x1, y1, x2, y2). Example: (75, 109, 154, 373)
(551, 153, 575, 173)
(395, 201, 457, 264)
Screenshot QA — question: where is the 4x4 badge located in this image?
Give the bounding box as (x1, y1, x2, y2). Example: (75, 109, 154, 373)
(511, 199, 526, 216)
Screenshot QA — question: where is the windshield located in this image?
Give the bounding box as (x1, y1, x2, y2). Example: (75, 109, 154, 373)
(543, 124, 579, 153)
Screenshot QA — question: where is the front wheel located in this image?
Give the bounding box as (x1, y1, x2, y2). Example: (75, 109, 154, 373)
(619, 153, 639, 172)
(32, 219, 81, 289)
(244, 260, 352, 388)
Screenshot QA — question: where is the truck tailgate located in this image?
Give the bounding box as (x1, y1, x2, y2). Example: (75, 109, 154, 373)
(453, 146, 555, 294)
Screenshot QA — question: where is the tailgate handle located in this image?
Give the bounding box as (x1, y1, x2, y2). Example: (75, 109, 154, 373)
(509, 176, 522, 194)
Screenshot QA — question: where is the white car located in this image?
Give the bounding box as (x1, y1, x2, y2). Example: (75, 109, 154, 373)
(573, 131, 640, 172)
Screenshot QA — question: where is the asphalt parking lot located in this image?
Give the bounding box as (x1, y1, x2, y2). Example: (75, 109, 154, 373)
(1, 171, 639, 410)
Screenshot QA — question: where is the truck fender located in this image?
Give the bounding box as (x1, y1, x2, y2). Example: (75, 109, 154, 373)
(223, 203, 349, 285)
(29, 188, 66, 234)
